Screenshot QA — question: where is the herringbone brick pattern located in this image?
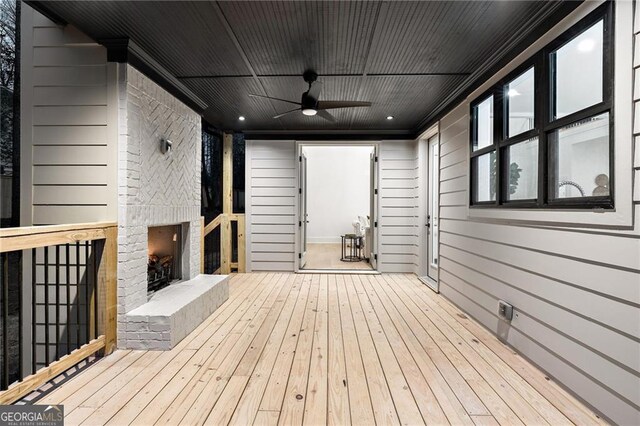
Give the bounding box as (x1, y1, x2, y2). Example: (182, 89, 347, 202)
(117, 65, 202, 349)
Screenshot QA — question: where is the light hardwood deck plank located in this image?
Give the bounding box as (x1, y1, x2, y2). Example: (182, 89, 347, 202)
(334, 274, 376, 425)
(367, 275, 474, 425)
(394, 274, 605, 426)
(379, 274, 525, 425)
(31, 273, 605, 426)
(348, 275, 426, 425)
(230, 274, 309, 425)
(326, 274, 350, 426)
(277, 274, 321, 425)
(343, 274, 401, 424)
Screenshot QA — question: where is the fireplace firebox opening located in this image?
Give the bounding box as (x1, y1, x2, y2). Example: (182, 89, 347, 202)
(147, 224, 183, 296)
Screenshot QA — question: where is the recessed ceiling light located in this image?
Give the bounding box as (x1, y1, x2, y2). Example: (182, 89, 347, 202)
(238, 116, 246, 121)
(386, 115, 394, 120)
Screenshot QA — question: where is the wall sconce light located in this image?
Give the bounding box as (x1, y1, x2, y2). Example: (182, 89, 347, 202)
(160, 138, 173, 154)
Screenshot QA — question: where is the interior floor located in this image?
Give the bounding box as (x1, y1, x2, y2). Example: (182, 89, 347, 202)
(33, 273, 603, 425)
(303, 243, 373, 270)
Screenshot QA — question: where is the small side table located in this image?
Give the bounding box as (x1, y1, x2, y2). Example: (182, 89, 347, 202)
(341, 234, 363, 262)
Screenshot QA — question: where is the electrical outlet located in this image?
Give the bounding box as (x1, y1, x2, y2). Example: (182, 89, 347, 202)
(498, 300, 513, 321)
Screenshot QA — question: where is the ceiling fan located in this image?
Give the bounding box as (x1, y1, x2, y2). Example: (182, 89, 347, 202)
(248, 70, 372, 122)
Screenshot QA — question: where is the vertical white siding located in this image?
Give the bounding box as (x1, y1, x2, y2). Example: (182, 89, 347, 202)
(21, 7, 117, 225)
(378, 140, 419, 273)
(246, 140, 297, 271)
(436, 3, 640, 423)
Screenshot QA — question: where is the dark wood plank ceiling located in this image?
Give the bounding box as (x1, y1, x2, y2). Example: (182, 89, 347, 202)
(33, 1, 580, 136)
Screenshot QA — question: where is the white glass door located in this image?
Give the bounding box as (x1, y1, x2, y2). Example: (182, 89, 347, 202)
(427, 135, 439, 280)
(299, 153, 308, 269)
(369, 148, 378, 269)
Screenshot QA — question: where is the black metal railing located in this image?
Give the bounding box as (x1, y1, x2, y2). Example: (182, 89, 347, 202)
(31, 242, 98, 375)
(0, 240, 99, 391)
(0, 251, 21, 389)
(204, 226, 221, 274)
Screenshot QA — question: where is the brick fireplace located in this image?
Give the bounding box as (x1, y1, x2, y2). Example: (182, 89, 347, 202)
(116, 64, 228, 350)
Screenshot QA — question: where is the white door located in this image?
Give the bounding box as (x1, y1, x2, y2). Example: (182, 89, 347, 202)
(299, 153, 308, 268)
(369, 148, 378, 269)
(426, 135, 439, 282)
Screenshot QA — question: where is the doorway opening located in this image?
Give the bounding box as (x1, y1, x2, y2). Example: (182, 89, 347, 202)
(419, 134, 440, 291)
(298, 144, 377, 271)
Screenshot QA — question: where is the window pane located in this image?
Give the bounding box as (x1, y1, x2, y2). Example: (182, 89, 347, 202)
(505, 138, 538, 201)
(551, 113, 610, 199)
(473, 96, 493, 151)
(473, 151, 496, 202)
(506, 68, 535, 138)
(552, 20, 603, 119)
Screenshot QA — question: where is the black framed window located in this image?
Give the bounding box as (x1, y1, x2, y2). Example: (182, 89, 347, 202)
(470, 2, 613, 209)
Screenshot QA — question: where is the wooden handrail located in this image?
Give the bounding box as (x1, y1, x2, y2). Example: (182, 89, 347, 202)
(0, 221, 117, 403)
(0, 221, 117, 253)
(203, 214, 222, 236)
(201, 213, 245, 274)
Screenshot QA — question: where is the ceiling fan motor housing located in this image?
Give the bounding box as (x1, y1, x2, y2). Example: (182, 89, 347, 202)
(301, 92, 318, 109)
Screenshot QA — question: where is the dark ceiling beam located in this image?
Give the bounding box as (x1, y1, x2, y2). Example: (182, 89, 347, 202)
(176, 72, 471, 79)
(210, 1, 284, 128)
(412, 0, 583, 137)
(101, 38, 208, 114)
(244, 129, 413, 141)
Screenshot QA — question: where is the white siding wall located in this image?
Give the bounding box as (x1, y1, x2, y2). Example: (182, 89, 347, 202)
(246, 140, 297, 271)
(246, 140, 419, 273)
(378, 140, 419, 273)
(634, 1, 640, 204)
(20, 6, 117, 225)
(437, 2, 640, 424)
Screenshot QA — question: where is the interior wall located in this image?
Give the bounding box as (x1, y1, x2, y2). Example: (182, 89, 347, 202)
(436, 1, 640, 424)
(303, 146, 372, 243)
(20, 5, 118, 226)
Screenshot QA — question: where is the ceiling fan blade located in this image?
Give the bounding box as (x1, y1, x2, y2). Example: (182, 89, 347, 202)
(307, 80, 323, 100)
(317, 100, 372, 110)
(273, 108, 300, 119)
(316, 109, 336, 123)
(249, 93, 301, 106)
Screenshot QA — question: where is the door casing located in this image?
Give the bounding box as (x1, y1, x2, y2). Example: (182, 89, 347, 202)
(294, 141, 380, 272)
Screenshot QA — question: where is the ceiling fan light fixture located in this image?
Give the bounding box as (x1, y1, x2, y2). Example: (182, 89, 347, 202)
(302, 108, 317, 116)
(386, 115, 394, 120)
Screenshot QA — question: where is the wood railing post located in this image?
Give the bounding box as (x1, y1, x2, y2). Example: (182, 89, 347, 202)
(220, 214, 231, 274)
(237, 215, 246, 272)
(223, 132, 233, 215)
(97, 225, 118, 355)
(221, 132, 234, 275)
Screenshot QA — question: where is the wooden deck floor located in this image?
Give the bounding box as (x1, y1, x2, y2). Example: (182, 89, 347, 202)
(36, 273, 604, 425)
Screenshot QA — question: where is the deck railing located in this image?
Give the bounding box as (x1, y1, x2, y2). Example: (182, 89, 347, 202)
(201, 214, 245, 274)
(0, 222, 117, 403)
